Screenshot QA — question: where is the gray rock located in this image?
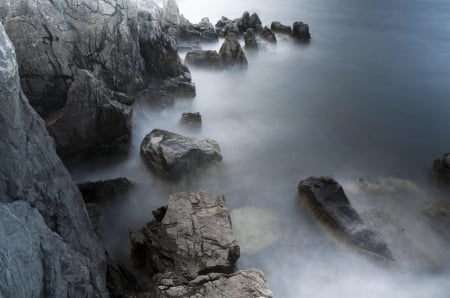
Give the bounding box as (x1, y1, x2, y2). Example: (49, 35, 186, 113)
(271, 21, 292, 34)
(179, 112, 202, 128)
(185, 50, 223, 69)
(237, 11, 263, 33)
(298, 177, 393, 262)
(423, 200, 450, 242)
(244, 29, 259, 51)
(140, 129, 222, 179)
(219, 33, 248, 69)
(292, 21, 311, 40)
(130, 191, 240, 280)
(46, 70, 132, 157)
(432, 153, 450, 180)
(0, 22, 107, 296)
(261, 26, 277, 43)
(162, 0, 181, 27)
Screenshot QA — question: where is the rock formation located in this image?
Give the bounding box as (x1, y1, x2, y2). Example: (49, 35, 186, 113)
(185, 50, 223, 69)
(219, 33, 248, 69)
(179, 112, 202, 128)
(271, 21, 292, 34)
(292, 21, 312, 40)
(244, 29, 259, 51)
(261, 26, 277, 43)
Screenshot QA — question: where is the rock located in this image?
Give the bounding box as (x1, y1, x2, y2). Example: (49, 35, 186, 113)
(261, 26, 277, 43)
(215, 16, 232, 29)
(151, 269, 273, 298)
(298, 177, 393, 262)
(292, 21, 311, 40)
(244, 29, 259, 51)
(185, 50, 223, 69)
(147, 74, 196, 99)
(219, 33, 248, 69)
(162, 0, 181, 27)
(140, 129, 222, 179)
(219, 21, 240, 38)
(271, 21, 292, 34)
(0, 22, 107, 296)
(179, 112, 202, 128)
(107, 252, 139, 298)
(423, 200, 450, 242)
(78, 177, 134, 204)
(433, 153, 450, 180)
(237, 12, 263, 33)
(46, 70, 132, 157)
(130, 191, 240, 279)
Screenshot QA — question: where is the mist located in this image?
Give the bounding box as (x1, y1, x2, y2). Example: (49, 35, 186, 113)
(67, 0, 450, 296)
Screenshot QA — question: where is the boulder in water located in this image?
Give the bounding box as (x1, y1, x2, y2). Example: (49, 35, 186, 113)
(219, 33, 248, 69)
(271, 21, 292, 34)
(292, 21, 311, 40)
(244, 28, 259, 51)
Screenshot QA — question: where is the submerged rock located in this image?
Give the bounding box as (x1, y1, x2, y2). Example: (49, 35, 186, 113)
(298, 177, 392, 262)
(432, 153, 450, 180)
(130, 191, 240, 279)
(185, 50, 223, 69)
(179, 112, 202, 128)
(292, 21, 311, 40)
(140, 129, 222, 179)
(244, 28, 259, 51)
(271, 21, 292, 34)
(219, 33, 248, 69)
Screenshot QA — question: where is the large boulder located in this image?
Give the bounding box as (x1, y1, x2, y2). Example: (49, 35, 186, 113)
(292, 21, 311, 40)
(0, 23, 107, 296)
(432, 153, 450, 180)
(298, 177, 392, 262)
(130, 191, 240, 279)
(46, 70, 132, 157)
(185, 50, 223, 69)
(140, 129, 222, 179)
(219, 33, 248, 69)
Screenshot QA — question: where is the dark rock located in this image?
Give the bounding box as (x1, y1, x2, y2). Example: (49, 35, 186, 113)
(261, 26, 277, 43)
(0, 22, 107, 296)
(78, 177, 134, 204)
(46, 70, 132, 158)
(237, 11, 263, 33)
(423, 200, 450, 242)
(185, 50, 223, 69)
(129, 191, 240, 280)
(140, 88, 176, 109)
(219, 33, 248, 69)
(107, 252, 139, 298)
(179, 112, 202, 128)
(244, 29, 259, 51)
(292, 21, 311, 40)
(298, 177, 393, 262)
(140, 129, 222, 179)
(216, 16, 232, 29)
(271, 21, 292, 34)
(432, 153, 450, 180)
(221, 22, 240, 38)
(178, 40, 202, 52)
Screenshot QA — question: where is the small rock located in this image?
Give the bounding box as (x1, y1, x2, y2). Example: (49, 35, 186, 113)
(271, 21, 292, 34)
(179, 112, 202, 128)
(292, 21, 311, 40)
(261, 26, 277, 43)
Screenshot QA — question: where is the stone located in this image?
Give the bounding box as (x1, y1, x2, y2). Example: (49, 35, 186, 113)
(179, 112, 202, 128)
(237, 12, 263, 33)
(292, 21, 311, 40)
(271, 21, 292, 34)
(78, 177, 134, 204)
(130, 191, 240, 280)
(261, 26, 277, 43)
(0, 22, 107, 296)
(185, 50, 223, 69)
(298, 177, 393, 262)
(433, 153, 450, 180)
(244, 29, 259, 51)
(423, 200, 450, 242)
(140, 129, 222, 179)
(219, 33, 248, 69)
(46, 70, 132, 157)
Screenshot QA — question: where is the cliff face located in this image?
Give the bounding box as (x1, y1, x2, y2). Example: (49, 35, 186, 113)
(0, 22, 107, 297)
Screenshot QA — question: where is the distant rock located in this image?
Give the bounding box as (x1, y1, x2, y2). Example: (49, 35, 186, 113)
(298, 177, 392, 262)
(237, 11, 263, 33)
(244, 29, 259, 51)
(432, 153, 450, 180)
(185, 50, 223, 69)
(179, 112, 202, 128)
(271, 21, 292, 34)
(292, 21, 311, 40)
(261, 26, 277, 43)
(140, 129, 222, 179)
(219, 33, 248, 69)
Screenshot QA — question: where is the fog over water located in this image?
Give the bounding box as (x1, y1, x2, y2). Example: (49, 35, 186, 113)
(68, 0, 450, 296)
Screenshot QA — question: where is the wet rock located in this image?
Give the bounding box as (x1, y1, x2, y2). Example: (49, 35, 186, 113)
(271, 21, 292, 34)
(237, 12, 263, 33)
(78, 177, 134, 204)
(0, 22, 107, 296)
(179, 112, 202, 128)
(432, 153, 450, 180)
(298, 177, 393, 262)
(292, 21, 311, 40)
(423, 200, 450, 242)
(185, 50, 223, 69)
(140, 129, 222, 179)
(219, 33, 248, 69)
(46, 70, 132, 157)
(130, 191, 240, 279)
(244, 29, 259, 51)
(261, 26, 277, 43)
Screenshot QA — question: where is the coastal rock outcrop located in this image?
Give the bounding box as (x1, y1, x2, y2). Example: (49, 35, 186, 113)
(140, 129, 222, 179)
(298, 177, 392, 262)
(219, 33, 248, 69)
(0, 22, 107, 296)
(261, 26, 277, 43)
(244, 29, 259, 51)
(271, 21, 292, 34)
(292, 21, 312, 40)
(185, 50, 223, 69)
(237, 12, 263, 33)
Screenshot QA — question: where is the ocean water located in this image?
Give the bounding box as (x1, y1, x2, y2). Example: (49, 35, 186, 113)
(68, 0, 450, 296)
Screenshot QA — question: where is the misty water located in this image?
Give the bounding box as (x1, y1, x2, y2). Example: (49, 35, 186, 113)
(68, 0, 450, 296)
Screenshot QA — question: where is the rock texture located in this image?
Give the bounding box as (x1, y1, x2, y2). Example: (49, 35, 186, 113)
(0, 22, 107, 296)
(298, 177, 392, 262)
(179, 112, 202, 128)
(244, 29, 259, 51)
(130, 191, 240, 279)
(261, 26, 277, 43)
(219, 33, 248, 69)
(185, 50, 223, 69)
(292, 21, 311, 40)
(140, 129, 222, 179)
(237, 12, 263, 33)
(271, 21, 292, 34)
(432, 153, 450, 180)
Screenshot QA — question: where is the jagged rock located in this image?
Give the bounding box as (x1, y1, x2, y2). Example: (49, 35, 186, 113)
(140, 129, 222, 179)
(432, 153, 450, 180)
(271, 21, 292, 34)
(130, 191, 240, 280)
(179, 112, 202, 128)
(221, 22, 240, 38)
(261, 26, 277, 43)
(185, 50, 223, 69)
(162, 0, 181, 27)
(292, 21, 311, 40)
(0, 22, 107, 296)
(147, 74, 196, 98)
(298, 177, 393, 262)
(244, 29, 259, 51)
(78, 177, 134, 204)
(423, 200, 450, 242)
(237, 12, 263, 33)
(216, 16, 232, 29)
(46, 70, 132, 157)
(219, 33, 248, 69)
(151, 270, 273, 298)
